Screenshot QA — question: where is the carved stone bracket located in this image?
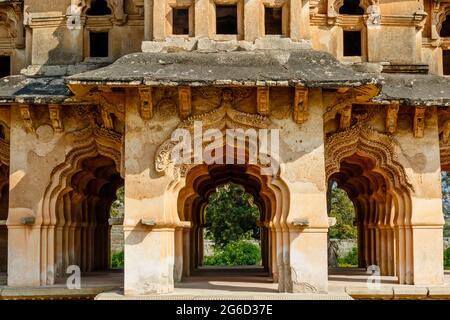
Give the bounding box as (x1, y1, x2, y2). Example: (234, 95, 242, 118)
(178, 86, 192, 120)
(443, 120, 450, 144)
(413, 106, 426, 138)
(293, 87, 309, 124)
(19, 104, 34, 133)
(257, 87, 270, 116)
(101, 108, 114, 130)
(139, 87, 153, 120)
(339, 105, 352, 130)
(48, 104, 64, 133)
(385, 103, 399, 134)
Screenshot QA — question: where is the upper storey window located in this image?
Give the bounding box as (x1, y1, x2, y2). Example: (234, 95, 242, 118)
(86, 0, 112, 16)
(441, 15, 450, 37)
(216, 5, 238, 34)
(173, 8, 190, 35)
(339, 0, 364, 15)
(444, 50, 450, 76)
(265, 7, 282, 35)
(0, 56, 10, 78)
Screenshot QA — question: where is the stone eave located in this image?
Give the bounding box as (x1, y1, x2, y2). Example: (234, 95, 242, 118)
(0, 75, 71, 105)
(372, 74, 450, 107)
(65, 50, 379, 90)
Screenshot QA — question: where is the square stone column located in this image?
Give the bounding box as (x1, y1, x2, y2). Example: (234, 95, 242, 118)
(278, 88, 329, 293)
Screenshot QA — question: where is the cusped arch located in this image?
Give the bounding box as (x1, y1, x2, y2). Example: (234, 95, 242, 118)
(325, 124, 413, 192)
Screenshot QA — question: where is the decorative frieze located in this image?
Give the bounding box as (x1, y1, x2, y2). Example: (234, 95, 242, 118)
(293, 87, 308, 124)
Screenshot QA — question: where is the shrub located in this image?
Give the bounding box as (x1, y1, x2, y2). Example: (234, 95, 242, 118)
(111, 251, 124, 269)
(203, 240, 261, 266)
(337, 247, 358, 267)
(445, 247, 450, 270)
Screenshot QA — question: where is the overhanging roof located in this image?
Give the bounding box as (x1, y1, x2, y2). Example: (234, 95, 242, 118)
(66, 50, 378, 88)
(0, 75, 71, 104)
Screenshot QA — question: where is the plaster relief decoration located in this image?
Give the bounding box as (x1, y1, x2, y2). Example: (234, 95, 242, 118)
(139, 87, 153, 120)
(81, 0, 127, 24)
(48, 105, 64, 134)
(325, 123, 413, 191)
(155, 89, 272, 179)
(432, 0, 450, 40)
(0, 4, 23, 48)
(19, 104, 34, 133)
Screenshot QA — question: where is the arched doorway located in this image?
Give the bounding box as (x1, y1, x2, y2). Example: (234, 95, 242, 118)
(174, 163, 292, 292)
(325, 125, 414, 284)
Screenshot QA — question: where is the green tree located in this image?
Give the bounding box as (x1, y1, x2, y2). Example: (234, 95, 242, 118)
(204, 183, 260, 247)
(441, 172, 450, 237)
(110, 186, 124, 218)
(203, 240, 261, 266)
(329, 183, 357, 240)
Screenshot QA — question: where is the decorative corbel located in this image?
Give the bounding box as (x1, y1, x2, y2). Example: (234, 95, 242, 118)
(101, 108, 114, 130)
(385, 103, 399, 134)
(139, 87, 153, 120)
(257, 87, 270, 116)
(443, 120, 450, 144)
(178, 86, 192, 119)
(293, 87, 309, 124)
(19, 104, 34, 133)
(48, 104, 64, 133)
(413, 106, 426, 138)
(339, 105, 352, 130)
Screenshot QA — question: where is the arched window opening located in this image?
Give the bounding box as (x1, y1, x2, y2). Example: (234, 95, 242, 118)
(440, 15, 450, 37)
(339, 0, 364, 15)
(86, 0, 112, 16)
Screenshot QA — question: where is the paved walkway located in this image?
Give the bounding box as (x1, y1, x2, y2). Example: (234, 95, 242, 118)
(1, 268, 450, 300)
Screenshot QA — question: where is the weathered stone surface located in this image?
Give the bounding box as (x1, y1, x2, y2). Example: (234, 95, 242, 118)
(0, 75, 71, 104)
(373, 74, 450, 106)
(67, 50, 377, 88)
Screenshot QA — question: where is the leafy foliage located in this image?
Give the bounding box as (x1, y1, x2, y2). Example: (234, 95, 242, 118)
(110, 186, 124, 218)
(337, 247, 358, 267)
(329, 183, 357, 240)
(111, 251, 124, 269)
(203, 240, 261, 266)
(445, 247, 450, 270)
(442, 172, 450, 237)
(204, 183, 260, 247)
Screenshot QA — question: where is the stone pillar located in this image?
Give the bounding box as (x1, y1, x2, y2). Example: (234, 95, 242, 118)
(395, 107, 445, 285)
(195, 0, 210, 38)
(290, 0, 310, 41)
(123, 91, 180, 295)
(144, 0, 153, 40)
(7, 105, 65, 286)
(280, 88, 328, 293)
(244, 0, 260, 41)
(152, 0, 166, 40)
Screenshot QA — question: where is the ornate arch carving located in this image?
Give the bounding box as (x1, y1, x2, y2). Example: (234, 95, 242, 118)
(155, 90, 272, 179)
(434, 2, 450, 38)
(0, 4, 23, 47)
(325, 124, 413, 192)
(78, 0, 127, 24)
(329, 0, 376, 17)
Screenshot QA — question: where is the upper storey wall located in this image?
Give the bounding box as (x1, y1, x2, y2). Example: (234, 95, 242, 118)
(1, 0, 449, 76)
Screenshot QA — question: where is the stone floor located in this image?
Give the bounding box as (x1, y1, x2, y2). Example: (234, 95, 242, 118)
(1, 268, 449, 300)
